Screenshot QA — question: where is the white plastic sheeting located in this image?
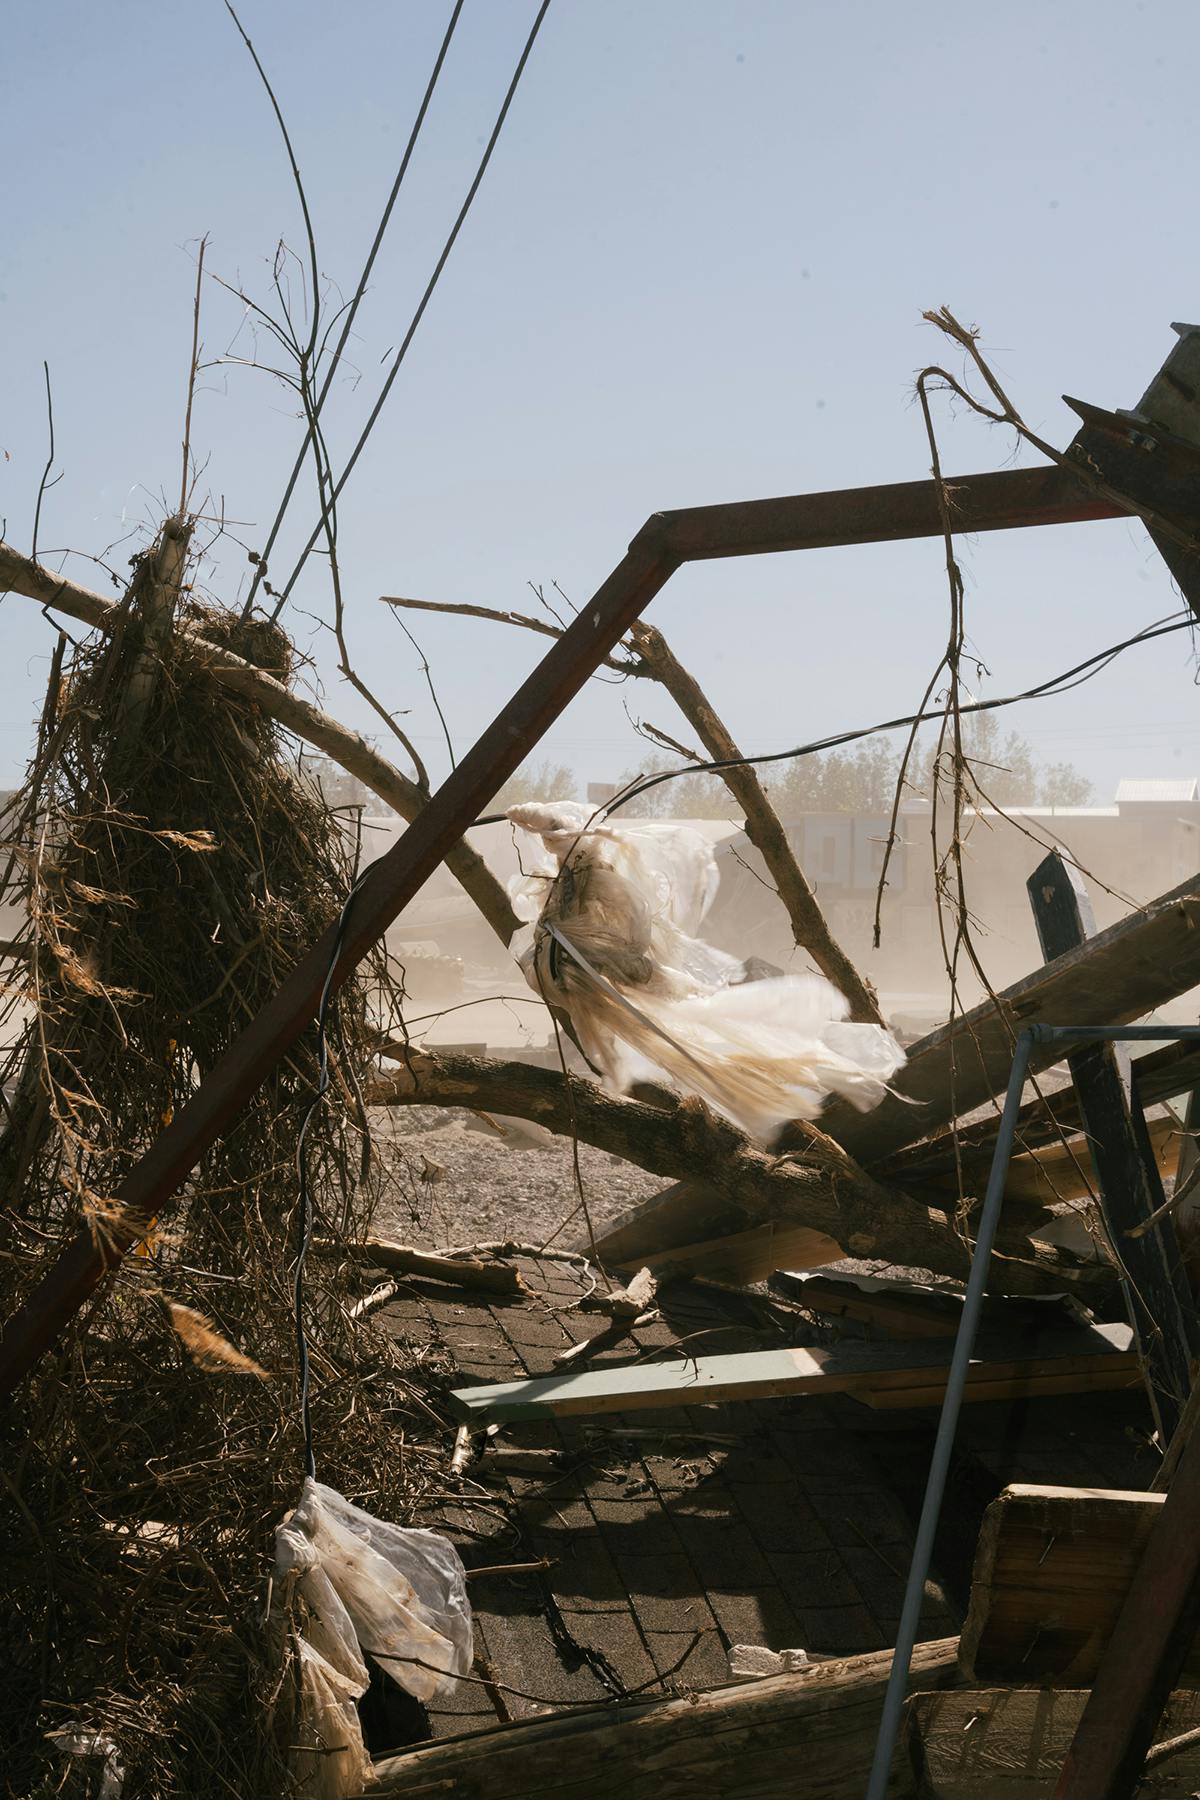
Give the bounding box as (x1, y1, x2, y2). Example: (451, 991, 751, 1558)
(507, 801, 905, 1145)
(274, 1480, 472, 1799)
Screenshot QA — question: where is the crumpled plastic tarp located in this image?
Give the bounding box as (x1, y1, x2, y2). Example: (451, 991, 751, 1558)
(274, 1479, 473, 1799)
(507, 801, 906, 1145)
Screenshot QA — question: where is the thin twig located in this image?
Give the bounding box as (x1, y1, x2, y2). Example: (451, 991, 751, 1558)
(180, 236, 209, 518)
(31, 361, 60, 566)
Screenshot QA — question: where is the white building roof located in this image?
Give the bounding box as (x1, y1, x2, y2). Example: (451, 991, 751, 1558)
(1115, 778, 1200, 803)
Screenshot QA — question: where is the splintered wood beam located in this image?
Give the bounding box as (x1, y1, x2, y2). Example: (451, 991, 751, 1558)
(447, 1322, 1136, 1424)
(960, 1486, 1183, 1686)
(364, 1637, 961, 1800)
(821, 872, 1200, 1168)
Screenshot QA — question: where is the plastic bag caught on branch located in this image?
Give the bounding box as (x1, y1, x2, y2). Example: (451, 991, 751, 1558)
(507, 802, 905, 1146)
(274, 1480, 472, 1798)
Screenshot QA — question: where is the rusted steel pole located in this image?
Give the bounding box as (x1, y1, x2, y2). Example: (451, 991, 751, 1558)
(653, 463, 1126, 561)
(0, 541, 677, 1395)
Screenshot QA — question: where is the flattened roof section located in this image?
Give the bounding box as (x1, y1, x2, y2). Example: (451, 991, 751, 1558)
(374, 1254, 1150, 1741)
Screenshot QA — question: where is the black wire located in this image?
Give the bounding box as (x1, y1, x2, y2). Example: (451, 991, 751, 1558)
(293, 861, 375, 1481)
(468, 611, 1196, 829)
(270, 0, 554, 623)
(241, 0, 467, 620)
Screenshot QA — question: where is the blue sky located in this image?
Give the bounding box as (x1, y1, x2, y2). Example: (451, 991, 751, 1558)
(3, 0, 1197, 801)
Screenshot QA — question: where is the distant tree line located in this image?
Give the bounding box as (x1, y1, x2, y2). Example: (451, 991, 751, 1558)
(492, 720, 1093, 819)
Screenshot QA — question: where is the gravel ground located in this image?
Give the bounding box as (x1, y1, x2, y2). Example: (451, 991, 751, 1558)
(368, 1104, 663, 1251)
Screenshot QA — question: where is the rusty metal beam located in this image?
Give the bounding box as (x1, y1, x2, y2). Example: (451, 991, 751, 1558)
(0, 459, 1136, 1397)
(643, 463, 1128, 562)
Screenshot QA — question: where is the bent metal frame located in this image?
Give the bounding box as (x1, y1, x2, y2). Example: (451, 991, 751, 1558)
(0, 463, 1127, 1392)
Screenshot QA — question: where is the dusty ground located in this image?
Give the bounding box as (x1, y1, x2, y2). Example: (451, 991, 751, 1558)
(368, 1103, 663, 1252)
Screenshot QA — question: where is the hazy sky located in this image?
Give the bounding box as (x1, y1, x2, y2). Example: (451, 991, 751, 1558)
(3, 0, 1198, 804)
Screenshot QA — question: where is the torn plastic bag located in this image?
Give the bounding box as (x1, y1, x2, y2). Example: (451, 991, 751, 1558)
(47, 1728, 125, 1800)
(507, 801, 905, 1145)
(274, 1480, 473, 1798)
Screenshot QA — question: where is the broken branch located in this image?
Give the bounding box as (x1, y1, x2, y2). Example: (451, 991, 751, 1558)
(627, 621, 885, 1026)
(367, 1048, 1106, 1297)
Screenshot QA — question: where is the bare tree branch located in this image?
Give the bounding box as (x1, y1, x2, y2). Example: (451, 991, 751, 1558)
(380, 592, 642, 675)
(627, 621, 885, 1026)
(368, 1047, 1106, 1298)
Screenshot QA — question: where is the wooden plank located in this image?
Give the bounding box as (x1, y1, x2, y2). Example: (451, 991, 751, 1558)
(1026, 852, 1198, 1438)
(903, 1110, 1180, 1209)
(879, 1040, 1200, 1192)
(777, 1270, 966, 1338)
(955, 1485, 1200, 1686)
(774, 1272, 1087, 1341)
(820, 872, 1200, 1169)
(364, 1636, 960, 1800)
(911, 1687, 1200, 1797)
(618, 1217, 843, 1285)
(448, 1323, 1136, 1424)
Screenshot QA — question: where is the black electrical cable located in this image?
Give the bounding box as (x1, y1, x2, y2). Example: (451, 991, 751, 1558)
(293, 861, 375, 1480)
(468, 611, 1197, 828)
(270, 0, 554, 623)
(241, 0, 467, 620)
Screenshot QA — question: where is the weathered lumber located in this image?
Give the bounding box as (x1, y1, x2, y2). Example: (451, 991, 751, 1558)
(591, 1183, 841, 1282)
(335, 1237, 524, 1295)
(879, 1037, 1200, 1191)
(1027, 852, 1198, 1438)
(774, 1272, 1085, 1343)
(368, 1050, 1104, 1298)
(627, 618, 883, 1025)
(448, 1322, 1136, 1424)
(960, 1487, 1189, 1686)
(821, 872, 1200, 1168)
(0, 539, 520, 949)
(363, 1636, 960, 1800)
(911, 1687, 1200, 1797)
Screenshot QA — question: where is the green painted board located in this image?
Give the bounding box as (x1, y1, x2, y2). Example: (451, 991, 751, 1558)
(447, 1322, 1136, 1424)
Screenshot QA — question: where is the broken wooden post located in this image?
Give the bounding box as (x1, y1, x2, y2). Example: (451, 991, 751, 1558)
(1027, 850, 1198, 1439)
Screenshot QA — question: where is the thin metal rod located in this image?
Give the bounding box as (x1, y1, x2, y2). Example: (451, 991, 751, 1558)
(865, 1027, 1036, 1800)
